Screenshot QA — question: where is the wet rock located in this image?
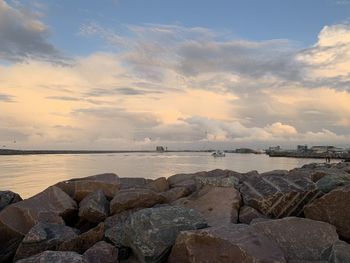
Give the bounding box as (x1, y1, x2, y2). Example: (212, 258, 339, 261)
(240, 173, 321, 218)
(251, 217, 339, 262)
(79, 190, 109, 223)
(160, 187, 193, 203)
(304, 184, 350, 239)
(238, 205, 268, 224)
(16, 251, 85, 263)
(168, 224, 287, 263)
(55, 173, 120, 202)
(0, 190, 22, 211)
(173, 185, 241, 226)
(59, 223, 105, 254)
(83, 241, 118, 263)
(0, 186, 77, 246)
(110, 189, 165, 215)
(329, 240, 350, 263)
(14, 222, 79, 260)
(123, 206, 207, 263)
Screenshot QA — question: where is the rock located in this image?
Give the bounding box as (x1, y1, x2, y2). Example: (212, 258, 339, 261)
(168, 224, 287, 263)
(329, 240, 350, 263)
(147, 177, 169, 192)
(79, 190, 109, 223)
(59, 223, 104, 254)
(304, 184, 350, 240)
(16, 251, 86, 263)
(238, 205, 268, 224)
(110, 189, 165, 215)
(316, 172, 350, 193)
(55, 173, 120, 202)
(0, 191, 22, 211)
(160, 187, 193, 203)
(240, 173, 321, 218)
(173, 185, 241, 226)
(0, 186, 77, 247)
(260, 170, 288, 177)
(83, 241, 118, 263)
(251, 217, 339, 262)
(123, 206, 207, 263)
(14, 222, 79, 260)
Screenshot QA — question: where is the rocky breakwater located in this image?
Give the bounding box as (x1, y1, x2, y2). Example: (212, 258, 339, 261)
(0, 162, 350, 262)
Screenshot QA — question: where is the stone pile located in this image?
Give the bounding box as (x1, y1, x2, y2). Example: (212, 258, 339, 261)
(0, 162, 349, 262)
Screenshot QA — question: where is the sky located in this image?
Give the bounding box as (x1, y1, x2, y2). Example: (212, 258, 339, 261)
(1, 0, 350, 150)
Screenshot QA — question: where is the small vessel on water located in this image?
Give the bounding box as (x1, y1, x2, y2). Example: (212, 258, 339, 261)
(211, 150, 225, 157)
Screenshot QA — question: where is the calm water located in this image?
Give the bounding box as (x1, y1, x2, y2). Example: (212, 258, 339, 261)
(0, 152, 329, 198)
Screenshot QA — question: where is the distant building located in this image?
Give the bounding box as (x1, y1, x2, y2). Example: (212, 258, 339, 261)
(156, 146, 165, 152)
(268, 146, 281, 152)
(310, 146, 335, 154)
(297, 145, 308, 152)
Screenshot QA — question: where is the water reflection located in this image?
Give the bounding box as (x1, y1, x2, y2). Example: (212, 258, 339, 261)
(0, 152, 330, 198)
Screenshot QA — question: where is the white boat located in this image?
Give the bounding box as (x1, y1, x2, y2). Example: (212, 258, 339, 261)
(211, 150, 225, 157)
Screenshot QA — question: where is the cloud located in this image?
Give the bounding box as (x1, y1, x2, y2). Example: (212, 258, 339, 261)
(0, 93, 16, 102)
(0, 0, 66, 63)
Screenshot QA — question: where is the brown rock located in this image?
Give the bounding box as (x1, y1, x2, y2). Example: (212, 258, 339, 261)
(240, 173, 321, 218)
(83, 241, 118, 263)
(160, 186, 193, 203)
(14, 222, 79, 261)
(59, 223, 105, 254)
(119, 177, 152, 190)
(251, 217, 339, 262)
(0, 186, 77, 246)
(79, 190, 109, 223)
(16, 251, 86, 263)
(173, 185, 241, 226)
(238, 205, 268, 224)
(55, 173, 120, 202)
(168, 224, 287, 263)
(0, 190, 22, 211)
(110, 189, 165, 215)
(304, 184, 350, 240)
(147, 177, 169, 192)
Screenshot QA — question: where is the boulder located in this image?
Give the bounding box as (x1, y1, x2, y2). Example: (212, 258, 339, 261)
(168, 224, 287, 263)
(119, 177, 152, 190)
(14, 222, 79, 260)
(0, 190, 22, 211)
(59, 223, 105, 254)
(240, 173, 321, 218)
(147, 177, 169, 192)
(304, 184, 350, 239)
(329, 240, 350, 263)
(0, 186, 77, 245)
(316, 172, 350, 193)
(55, 173, 120, 202)
(83, 241, 118, 263)
(260, 170, 288, 177)
(238, 205, 268, 224)
(251, 217, 339, 262)
(15, 251, 85, 263)
(110, 189, 165, 215)
(173, 185, 241, 226)
(79, 190, 109, 223)
(123, 206, 207, 263)
(160, 187, 193, 203)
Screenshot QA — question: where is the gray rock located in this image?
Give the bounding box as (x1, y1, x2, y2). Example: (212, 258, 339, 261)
(14, 222, 79, 260)
(15, 251, 86, 263)
(251, 217, 339, 262)
(123, 206, 207, 263)
(110, 189, 165, 215)
(168, 224, 287, 263)
(79, 190, 109, 223)
(240, 173, 321, 218)
(316, 172, 350, 193)
(304, 184, 350, 239)
(83, 241, 118, 263)
(238, 205, 268, 224)
(160, 187, 193, 203)
(0, 191, 22, 211)
(329, 240, 350, 263)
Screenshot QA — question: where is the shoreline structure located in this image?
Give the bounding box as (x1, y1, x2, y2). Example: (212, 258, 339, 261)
(0, 162, 350, 262)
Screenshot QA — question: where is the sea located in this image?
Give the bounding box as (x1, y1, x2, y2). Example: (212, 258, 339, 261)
(0, 152, 331, 198)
